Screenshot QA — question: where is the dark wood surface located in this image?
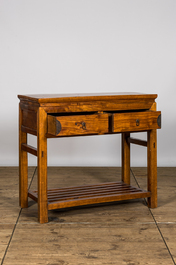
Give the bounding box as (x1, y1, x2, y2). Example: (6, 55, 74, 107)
(18, 93, 161, 223)
(21, 144, 37, 156)
(127, 137, 148, 147)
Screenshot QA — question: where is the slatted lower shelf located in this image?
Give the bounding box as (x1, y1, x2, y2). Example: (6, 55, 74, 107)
(28, 181, 151, 210)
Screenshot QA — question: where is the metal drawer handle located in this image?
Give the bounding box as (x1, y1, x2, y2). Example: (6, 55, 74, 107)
(81, 122, 86, 130)
(75, 121, 86, 130)
(136, 119, 140, 126)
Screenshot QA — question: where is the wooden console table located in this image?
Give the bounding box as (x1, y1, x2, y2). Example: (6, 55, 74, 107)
(18, 93, 161, 223)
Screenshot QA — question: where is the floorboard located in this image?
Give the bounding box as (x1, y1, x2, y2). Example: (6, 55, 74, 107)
(0, 167, 176, 265)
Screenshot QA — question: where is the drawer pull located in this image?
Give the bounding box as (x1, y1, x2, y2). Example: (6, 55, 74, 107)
(75, 121, 86, 130)
(82, 122, 86, 130)
(56, 120, 62, 134)
(136, 119, 140, 126)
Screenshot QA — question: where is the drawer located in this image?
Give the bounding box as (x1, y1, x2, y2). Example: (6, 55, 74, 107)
(48, 113, 109, 136)
(112, 111, 161, 133)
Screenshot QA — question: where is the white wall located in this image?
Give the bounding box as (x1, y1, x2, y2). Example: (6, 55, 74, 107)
(0, 0, 176, 166)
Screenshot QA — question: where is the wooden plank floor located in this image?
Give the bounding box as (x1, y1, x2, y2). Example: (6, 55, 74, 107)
(0, 167, 176, 265)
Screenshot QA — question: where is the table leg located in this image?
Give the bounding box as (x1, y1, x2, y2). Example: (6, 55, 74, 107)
(122, 132, 130, 185)
(19, 104, 28, 208)
(147, 129, 157, 208)
(37, 107, 48, 223)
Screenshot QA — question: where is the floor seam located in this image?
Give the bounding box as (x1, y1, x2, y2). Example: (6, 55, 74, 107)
(130, 168, 176, 265)
(1, 167, 37, 265)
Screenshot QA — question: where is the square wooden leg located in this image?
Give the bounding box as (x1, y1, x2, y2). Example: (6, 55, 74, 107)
(19, 104, 28, 208)
(147, 129, 157, 208)
(37, 107, 48, 223)
(122, 132, 130, 185)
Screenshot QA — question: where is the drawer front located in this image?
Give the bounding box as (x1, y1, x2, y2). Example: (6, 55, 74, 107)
(48, 113, 109, 136)
(112, 111, 161, 133)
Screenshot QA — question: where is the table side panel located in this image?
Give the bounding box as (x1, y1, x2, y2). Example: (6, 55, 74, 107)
(22, 109, 37, 131)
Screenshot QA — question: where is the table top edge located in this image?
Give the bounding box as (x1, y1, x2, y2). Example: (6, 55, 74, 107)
(18, 92, 158, 103)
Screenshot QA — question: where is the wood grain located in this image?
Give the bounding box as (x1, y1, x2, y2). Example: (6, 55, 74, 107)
(22, 109, 37, 131)
(18, 93, 161, 223)
(18, 92, 157, 103)
(21, 125, 37, 136)
(19, 104, 28, 208)
(21, 144, 37, 156)
(122, 132, 130, 185)
(147, 129, 157, 208)
(20, 99, 156, 113)
(113, 111, 161, 133)
(28, 181, 151, 211)
(127, 137, 147, 147)
(48, 113, 109, 136)
(37, 107, 48, 223)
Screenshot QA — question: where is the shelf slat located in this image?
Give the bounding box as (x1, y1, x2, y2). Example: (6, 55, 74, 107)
(28, 181, 151, 210)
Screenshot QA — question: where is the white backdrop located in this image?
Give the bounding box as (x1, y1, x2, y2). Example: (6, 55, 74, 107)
(0, 0, 176, 166)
